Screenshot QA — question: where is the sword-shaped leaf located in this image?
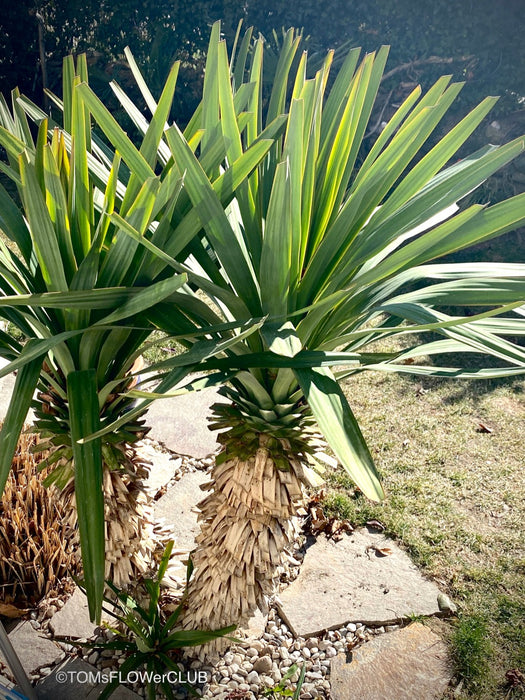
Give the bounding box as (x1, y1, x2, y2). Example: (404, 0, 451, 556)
(68, 369, 105, 623)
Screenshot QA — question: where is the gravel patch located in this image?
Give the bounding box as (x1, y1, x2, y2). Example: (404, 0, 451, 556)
(20, 443, 390, 698)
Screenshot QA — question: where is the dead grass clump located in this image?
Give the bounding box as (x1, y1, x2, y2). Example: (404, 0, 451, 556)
(0, 430, 79, 610)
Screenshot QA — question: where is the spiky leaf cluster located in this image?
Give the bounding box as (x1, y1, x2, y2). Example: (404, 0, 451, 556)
(0, 430, 79, 607)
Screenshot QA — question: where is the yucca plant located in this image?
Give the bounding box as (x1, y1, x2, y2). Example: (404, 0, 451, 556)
(0, 48, 270, 623)
(112, 25, 524, 645)
(9, 21, 524, 644)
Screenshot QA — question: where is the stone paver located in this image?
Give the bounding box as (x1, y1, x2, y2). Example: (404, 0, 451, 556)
(277, 531, 443, 637)
(135, 441, 182, 496)
(153, 470, 209, 551)
(0, 622, 63, 675)
(330, 622, 452, 700)
(48, 589, 111, 640)
(153, 470, 209, 583)
(240, 608, 268, 641)
(0, 360, 35, 424)
(145, 386, 225, 458)
(36, 658, 140, 699)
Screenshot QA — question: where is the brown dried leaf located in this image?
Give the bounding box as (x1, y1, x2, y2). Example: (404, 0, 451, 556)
(366, 519, 386, 532)
(476, 422, 493, 433)
(0, 602, 29, 618)
(369, 544, 393, 557)
(505, 668, 524, 688)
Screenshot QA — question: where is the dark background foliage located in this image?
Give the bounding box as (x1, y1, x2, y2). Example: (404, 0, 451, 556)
(1, 0, 524, 258)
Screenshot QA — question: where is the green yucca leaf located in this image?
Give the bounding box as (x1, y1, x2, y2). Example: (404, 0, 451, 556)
(0, 331, 81, 381)
(260, 160, 293, 316)
(18, 153, 68, 292)
(75, 82, 154, 183)
(295, 366, 383, 501)
(0, 340, 42, 495)
(0, 182, 32, 260)
(164, 125, 261, 311)
(93, 275, 187, 326)
(68, 369, 105, 623)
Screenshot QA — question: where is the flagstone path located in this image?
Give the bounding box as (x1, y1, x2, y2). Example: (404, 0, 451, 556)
(0, 366, 455, 698)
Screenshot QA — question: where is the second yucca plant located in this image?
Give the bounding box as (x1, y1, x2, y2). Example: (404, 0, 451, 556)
(135, 25, 525, 647)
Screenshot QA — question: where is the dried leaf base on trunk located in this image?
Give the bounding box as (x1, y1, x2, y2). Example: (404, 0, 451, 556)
(34, 372, 156, 590)
(61, 447, 156, 588)
(182, 432, 321, 658)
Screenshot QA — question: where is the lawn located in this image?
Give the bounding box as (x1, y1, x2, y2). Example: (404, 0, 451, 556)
(319, 353, 524, 698)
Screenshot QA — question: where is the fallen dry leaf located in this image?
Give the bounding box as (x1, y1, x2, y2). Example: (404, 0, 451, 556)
(476, 422, 494, 433)
(0, 602, 29, 618)
(367, 544, 393, 557)
(505, 668, 524, 688)
(366, 519, 386, 532)
(303, 492, 354, 540)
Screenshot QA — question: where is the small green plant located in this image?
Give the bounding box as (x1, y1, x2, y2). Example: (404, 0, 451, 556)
(77, 542, 237, 699)
(262, 662, 306, 699)
(452, 614, 492, 692)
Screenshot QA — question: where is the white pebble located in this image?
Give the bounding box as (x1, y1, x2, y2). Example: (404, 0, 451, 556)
(246, 671, 259, 684)
(306, 671, 323, 680)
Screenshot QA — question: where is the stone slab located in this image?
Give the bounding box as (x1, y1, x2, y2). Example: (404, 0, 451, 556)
(144, 386, 225, 458)
(0, 360, 35, 424)
(330, 622, 452, 700)
(0, 622, 63, 675)
(135, 441, 182, 497)
(36, 658, 140, 699)
(48, 588, 111, 640)
(277, 530, 443, 637)
(153, 470, 209, 584)
(153, 470, 208, 551)
(240, 608, 268, 641)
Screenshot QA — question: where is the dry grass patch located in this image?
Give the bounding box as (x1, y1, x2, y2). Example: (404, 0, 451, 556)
(0, 430, 79, 612)
(321, 365, 524, 699)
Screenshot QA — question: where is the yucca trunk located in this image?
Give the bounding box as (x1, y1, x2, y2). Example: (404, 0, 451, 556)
(182, 399, 321, 655)
(34, 362, 156, 588)
(59, 445, 155, 587)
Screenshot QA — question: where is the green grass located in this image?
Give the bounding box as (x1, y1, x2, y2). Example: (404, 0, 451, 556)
(452, 616, 493, 692)
(316, 348, 525, 699)
(141, 330, 186, 366)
